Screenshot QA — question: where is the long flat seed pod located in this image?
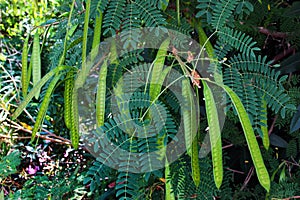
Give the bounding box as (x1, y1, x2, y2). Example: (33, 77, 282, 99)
(182, 78, 200, 186)
(216, 82, 270, 192)
(70, 87, 79, 149)
(64, 71, 74, 129)
(149, 38, 170, 101)
(21, 34, 30, 98)
(31, 74, 62, 142)
(32, 31, 41, 99)
(182, 79, 196, 156)
(202, 81, 223, 189)
(96, 60, 108, 127)
(58, 0, 76, 66)
(12, 65, 72, 119)
(110, 39, 119, 65)
(191, 138, 200, 187)
(81, 0, 91, 73)
(150, 66, 171, 103)
(91, 11, 103, 61)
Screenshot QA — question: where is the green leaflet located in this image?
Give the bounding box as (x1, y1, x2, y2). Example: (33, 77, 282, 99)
(31, 74, 62, 142)
(64, 71, 75, 129)
(159, 0, 169, 11)
(67, 37, 83, 51)
(218, 83, 271, 192)
(12, 66, 72, 119)
(149, 38, 170, 101)
(96, 60, 108, 127)
(67, 24, 78, 39)
(70, 87, 79, 149)
(182, 78, 200, 186)
(261, 98, 270, 150)
(202, 81, 223, 189)
(32, 31, 41, 99)
(21, 34, 29, 98)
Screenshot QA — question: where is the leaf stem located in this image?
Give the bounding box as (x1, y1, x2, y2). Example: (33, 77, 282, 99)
(176, 0, 180, 26)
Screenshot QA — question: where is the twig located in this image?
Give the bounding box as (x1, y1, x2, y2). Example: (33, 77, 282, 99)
(2, 118, 91, 152)
(268, 115, 278, 136)
(284, 159, 300, 168)
(222, 144, 233, 149)
(240, 166, 254, 191)
(0, 131, 69, 145)
(273, 196, 300, 200)
(2, 119, 72, 145)
(225, 167, 244, 174)
(271, 47, 296, 64)
(258, 27, 288, 39)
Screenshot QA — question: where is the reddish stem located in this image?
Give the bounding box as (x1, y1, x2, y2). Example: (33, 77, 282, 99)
(240, 167, 254, 191)
(258, 27, 288, 39)
(268, 115, 278, 136)
(271, 47, 296, 64)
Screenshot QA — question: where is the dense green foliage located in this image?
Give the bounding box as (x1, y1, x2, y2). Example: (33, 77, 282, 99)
(1, 0, 300, 199)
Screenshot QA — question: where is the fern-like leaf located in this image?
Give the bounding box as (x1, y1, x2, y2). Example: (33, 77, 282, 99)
(196, 0, 215, 23)
(133, 0, 166, 29)
(116, 172, 144, 200)
(102, 0, 126, 36)
(228, 54, 296, 118)
(120, 3, 141, 49)
(211, 0, 239, 30)
(218, 27, 260, 57)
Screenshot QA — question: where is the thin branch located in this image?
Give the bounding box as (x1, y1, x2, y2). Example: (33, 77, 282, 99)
(280, 196, 300, 200)
(240, 166, 254, 191)
(284, 159, 300, 168)
(271, 47, 296, 64)
(222, 144, 233, 149)
(225, 167, 244, 174)
(0, 132, 69, 145)
(2, 119, 72, 145)
(268, 115, 278, 136)
(258, 27, 288, 39)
